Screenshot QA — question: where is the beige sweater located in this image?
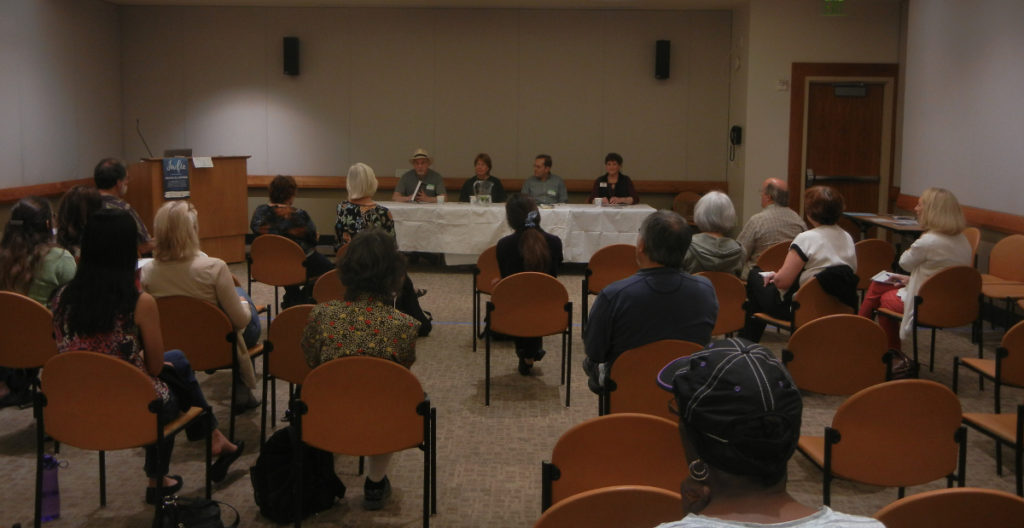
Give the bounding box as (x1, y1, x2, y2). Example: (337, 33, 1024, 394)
(140, 254, 257, 388)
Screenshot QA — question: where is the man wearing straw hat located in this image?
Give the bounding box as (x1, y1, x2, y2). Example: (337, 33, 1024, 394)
(393, 148, 447, 203)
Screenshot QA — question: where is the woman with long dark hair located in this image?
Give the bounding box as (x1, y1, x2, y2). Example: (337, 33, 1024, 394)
(0, 197, 76, 407)
(55, 185, 102, 259)
(52, 208, 243, 504)
(495, 194, 563, 374)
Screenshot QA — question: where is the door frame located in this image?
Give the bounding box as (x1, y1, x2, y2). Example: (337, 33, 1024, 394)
(788, 63, 899, 216)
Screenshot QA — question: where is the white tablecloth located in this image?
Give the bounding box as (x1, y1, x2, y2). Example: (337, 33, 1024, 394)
(385, 202, 656, 263)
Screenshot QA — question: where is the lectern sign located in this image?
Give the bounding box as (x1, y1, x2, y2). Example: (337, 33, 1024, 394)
(162, 157, 191, 199)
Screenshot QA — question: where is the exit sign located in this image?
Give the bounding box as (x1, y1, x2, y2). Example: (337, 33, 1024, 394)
(823, 0, 845, 16)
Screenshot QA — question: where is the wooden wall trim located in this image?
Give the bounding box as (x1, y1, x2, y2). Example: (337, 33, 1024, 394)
(897, 193, 1024, 235)
(0, 178, 93, 204)
(246, 175, 728, 195)
(1, 176, 728, 206)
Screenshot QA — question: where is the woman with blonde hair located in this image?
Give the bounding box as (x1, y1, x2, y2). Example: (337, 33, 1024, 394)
(858, 187, 971, 350)
(334, 162, 432, 336)
(140, 200, 262, 414)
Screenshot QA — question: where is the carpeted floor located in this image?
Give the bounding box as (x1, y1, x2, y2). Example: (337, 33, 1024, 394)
(1, 260, 1020, 527)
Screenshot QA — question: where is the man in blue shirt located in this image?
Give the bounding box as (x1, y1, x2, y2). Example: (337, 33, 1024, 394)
(521, 154, 567, 205)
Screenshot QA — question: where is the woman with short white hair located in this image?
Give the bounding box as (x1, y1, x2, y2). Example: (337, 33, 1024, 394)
(684, 191, 744, 276)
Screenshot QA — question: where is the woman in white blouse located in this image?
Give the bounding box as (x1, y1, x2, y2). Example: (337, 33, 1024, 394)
(740, 186, 858, 342)
(858, 188, 971, 350)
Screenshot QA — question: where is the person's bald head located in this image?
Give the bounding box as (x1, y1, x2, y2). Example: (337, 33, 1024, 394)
(760, 178, 789, 207)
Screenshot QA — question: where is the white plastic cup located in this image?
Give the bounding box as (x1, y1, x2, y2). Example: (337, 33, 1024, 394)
(593, 198, 602, 206)
(470, 195, 478, 205)
(436, 195, 446, 205)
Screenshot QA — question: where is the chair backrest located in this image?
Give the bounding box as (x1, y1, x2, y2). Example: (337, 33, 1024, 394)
(829, 379, 962, 487)
(998, 319, 1024, 387)
(874, 487, 1024, 528)
(42, 351, 159, 450)
(312, 269, 346, 303)
(988, 234, 1024, 282)
(534, 485, 683, 528)
(696, 271, 746, 336)
(585, 244, 638, 294)
(792, 277, 855, 328)
(607, 340, 703, 420)
(915, 265, 981, 328)
(490, 272, 570, 338)
(155, 296, 235, 372)
(672, 191, 701, 223)
(548, 413, 686, 506)
(962, 227, 981, 266)
(0, 291, 57, 369)
(854, 238, 895, 290)
(300, 356, 426, 455)
(267, 304, 314, 385)
(250, 234, 307, 286)
(784, 314, 887, 395)
(756, 240, 791, 272)
(474, 245, 500, 295)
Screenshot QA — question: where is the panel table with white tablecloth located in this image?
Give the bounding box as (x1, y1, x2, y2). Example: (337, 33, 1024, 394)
(385, 202, 656, 263)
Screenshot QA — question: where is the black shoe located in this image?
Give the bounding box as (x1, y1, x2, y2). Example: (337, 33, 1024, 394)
(210, 440, 245, 483)
(518, 357, 533, 376)
(232, 398, 260, 416)
(534, 349, 547, 362)
(146, 475, 183, 505)
(363, 476, 392, 511)
(415, 288, 428, 298)
(417, 311, 433, 337)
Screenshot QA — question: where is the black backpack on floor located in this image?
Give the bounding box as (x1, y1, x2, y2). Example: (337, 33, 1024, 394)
(250, 425, 346, 524)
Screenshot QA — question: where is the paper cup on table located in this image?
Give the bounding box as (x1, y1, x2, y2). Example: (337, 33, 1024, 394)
(437, 195, 446, 205)
(470, 195, 478, 205)
(593, 198, 602, 206)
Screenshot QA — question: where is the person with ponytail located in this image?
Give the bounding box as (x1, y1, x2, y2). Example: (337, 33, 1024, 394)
(494, 194, 563, 375)
(0, 196, 76, 406)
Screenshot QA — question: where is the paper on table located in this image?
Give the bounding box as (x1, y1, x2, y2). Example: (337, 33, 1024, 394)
(192, 156, 214, 168)
(410, 180, 422, 202)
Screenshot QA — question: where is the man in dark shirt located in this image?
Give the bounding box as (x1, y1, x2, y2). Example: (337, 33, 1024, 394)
(583, 210, 718, 392)
(94, 157, 155, 255)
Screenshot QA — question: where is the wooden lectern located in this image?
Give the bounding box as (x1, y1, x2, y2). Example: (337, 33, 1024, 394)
(126, 156, 249, 263)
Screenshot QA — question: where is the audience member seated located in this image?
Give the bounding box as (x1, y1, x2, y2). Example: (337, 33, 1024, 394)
(300, 227, 419, 511)
(736, 177, 806, 274)
(684, 191, 744, 276)
(583, 210, 717, 393)
(250, 175, 333, 307)
(589, 152, 638, 205)
(140, 201, 262, 414)
(93, 157, 155, 255)
(336, 162, 431, 336)
(52, 208, 243, 505)
(0, 197, 76, 407)
(56, 185, 102, 260)
(521, 154, 567, 205)
(458, 152, 507, 203)
(654, 338, 884, 527)
(495, 194, 564, 375)
(858, 188, 971, 350)
(392, 148, 446, 203)
(740, 186, 857, 342)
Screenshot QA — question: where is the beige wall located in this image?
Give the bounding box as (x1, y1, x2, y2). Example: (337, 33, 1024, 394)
(740, 0, 901, 220)
(121, 7, 732, 189)
(0, 0, 121, 189)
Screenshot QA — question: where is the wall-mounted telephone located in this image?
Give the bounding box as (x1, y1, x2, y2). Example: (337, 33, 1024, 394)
(730, 125, 743, 146)
(729, 125, 742, 161)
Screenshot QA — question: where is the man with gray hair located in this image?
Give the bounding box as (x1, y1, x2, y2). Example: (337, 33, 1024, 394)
(736, 177, 806, 272)
(582, 210, 718, 393)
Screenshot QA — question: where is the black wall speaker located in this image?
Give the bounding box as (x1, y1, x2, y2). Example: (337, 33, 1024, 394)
(655, 40, 670, 80)
(283, 37, 300, 76)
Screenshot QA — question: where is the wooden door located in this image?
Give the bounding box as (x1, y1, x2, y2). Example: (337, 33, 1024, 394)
(788, 63, 898, 239)
(806, 82, 885, 237)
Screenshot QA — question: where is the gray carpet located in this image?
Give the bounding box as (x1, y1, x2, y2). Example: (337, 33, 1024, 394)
(0, 262, 1020, 527)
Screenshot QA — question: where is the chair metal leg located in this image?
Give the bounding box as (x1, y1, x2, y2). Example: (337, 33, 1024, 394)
(358, 456, 364, 475)
(929, 328, 937, 372)
(99, 450, 107, 506)
(485, 329, 491, 406)
(34, 397, 45, 528)
(205, 410, 213, 499)
(472, 289, 479, 351)
(431, 406, 437, 515)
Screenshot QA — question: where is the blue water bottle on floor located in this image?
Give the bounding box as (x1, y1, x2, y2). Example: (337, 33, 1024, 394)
(40, 455, 61, 522)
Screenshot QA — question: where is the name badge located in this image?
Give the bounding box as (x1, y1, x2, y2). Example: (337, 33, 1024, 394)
(426, 184, 435, 190)
(547, 189, 556, 196)
(599, 182, 608, 188)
